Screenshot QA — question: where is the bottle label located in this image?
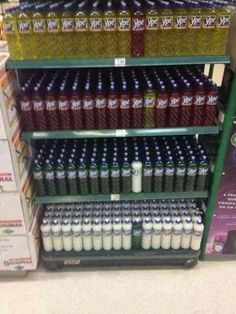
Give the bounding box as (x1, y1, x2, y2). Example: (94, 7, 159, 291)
(71, 99, 82, 110)
(154, 167, 164, 176)
(42, 231, 50, 237)
(176, 167, 186, 176)
(217, 15, 231, 28)
(89, 170, 98, 178)
(78, 169, 88, 178)
(61, 18, 74, 32)
(95, 96, 107, 109)
(56, 170, 66, 179)
(33, 101, 44, 111)
(103, 18, 116, 31)
(4, 21, 14, 33)
(163, 229, 171, 236)
(118, 17, 131, 31)
(206, 94, 218, 106)
(122, 168, 131, 177)
(133, 229, 142, 236)
(108, 97, 119, 109)
(144, 168, 153, 177)
(46, 100, 57, 111)
(111, 169, 120, 177)
(198, 166, 208, 176)
(33, 171, 43, 180)
(193, 230, 202, 237)
(33, 19, 46, 32)
(45, 171, 54, 180)
(73, 231, 82, 237)
(144, 96, 155, 108)
(18, 20, 31, 33)
(174, 16, 187, 29)
(156, 96, 168, 109)
(93, 230, 101, 237)
(132, 96, 143, 108)
(181, 95, 193, 106)
(83, 98, 94, 110)
(123, 229, 131, 236)
(153, 229, 161, 236)
(173, 229, 182, 236)
(75, 18, 88, 32)
(113, 230, 121, 236)
(193, 94, 205, 106)
(63, 231, 72, 237)
(143, 228, 152, 235)
(103, 230, 112, 236)
(83, 230, 92, 237)
(184, 229, 192, 236)
(52, 231, 61, 237)
(132, 18, 145, 31)
(160, 16, 173, 30)
(21, 101, 31, 111)
(100, 169, 109, 178)
(169, 96, 180, 107)
(58, 100, 70, 111)
(203, 16, 216, 29)
(165, 167, 175, 176)
(146, 17, 159, 30)
(187, 167, 197, 176)
(188, 15, 202, 29)
(67, 170, 77, 179)
(120, 95, 130, 109)
(47, 19, 60, 32)
(89, 18, 102, 32)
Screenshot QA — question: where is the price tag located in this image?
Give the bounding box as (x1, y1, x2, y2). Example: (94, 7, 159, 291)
(114, 58, 126, 67)
(111, 194, 120, 201)
(64, 259, 81, 265)
(116, 129, 127, 137)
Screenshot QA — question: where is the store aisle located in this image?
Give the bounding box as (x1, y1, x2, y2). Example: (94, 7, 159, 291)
(0, 261, 236, 314)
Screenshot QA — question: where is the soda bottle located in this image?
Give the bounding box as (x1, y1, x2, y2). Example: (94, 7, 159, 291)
(70, 84, 83, 130)
(61, 2, 75, 58)
(142, 156, 153, 193)
(117, 0, 131, 56)
(215, 3, 231, 55)
(32, 4, 47, 60)
(20, 86, 35, 131)
(159, 1, 174, 56)
(89, 158, 99, 194)
(121, 157, 132, 193)
(204, 82, 218, 125)
(179, 82, 193, 126)
(155, 84, 169, 127)
(185, 155, 197, 191)
(195, 155, 208, 191)
(200, 2, 217, 55)
(45, 84, 59, 131)
(103, 0, 117, 57)
(107, 81, 119, 129)
(88, 0, 103, 57)
(187, 1, 202, 55)
(32, 85, 47, 131)
(44, 158, 57, 196)
(131, 81, 143, 128)
(74, 0, 89, 58)
(143, 81, 156, 128)
(153, 155, 164, 192)
(58, 85, 71, 130)
(67, 158, 78, 195)
(18, 7, 34, 59)
(83, 82, 96, 129)
(192, 81, 206, 126)
(120, 82, 131, 128)
(164, 155, 175, 192)
(95, 81, 107, 129)
(145, 0, 160, 56)
(100, 157, 110, 194)
(173, 1, 188, 55)
(168, 82, 180, 127)
(32, 159, 46, 196)
(131, 0, 145, 57)
(132, 217, 142, 249)
(77, 158, 89, 195)
(55, 158, 67, 196)
(111, 157, 120, 194)
(174, 155, 186, 192)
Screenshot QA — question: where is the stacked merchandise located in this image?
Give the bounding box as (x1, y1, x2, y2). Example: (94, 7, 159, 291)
(40, 199, 205, 252)
(3, 0, 231, 60)
(20, 67, 219, 131)
(0, 55, 39, 272)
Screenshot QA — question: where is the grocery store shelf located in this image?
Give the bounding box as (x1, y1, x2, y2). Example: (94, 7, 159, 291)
(35, 191, 208, 204)
(41, 248, 200, 270)
(21, 126, 219, 140)
(7, 55, 230, 69)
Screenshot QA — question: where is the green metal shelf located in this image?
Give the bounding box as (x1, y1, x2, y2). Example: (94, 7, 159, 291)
(7, 55, 230, 69)
(35, 191, 208, 204)
(21, 126, 219, 140)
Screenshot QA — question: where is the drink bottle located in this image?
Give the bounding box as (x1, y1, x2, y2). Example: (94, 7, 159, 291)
(72, 219, 83, 251)
(103, 0, 117, 57)
(74, 0, 89, 57)
(40, 219, 53, 252)
(100, 158, 110, 194)
(45, 85, 59, 131)
(131, 81, 143, 128)
(200, 2, 217, 55)
(120, 82, 131, 128)
(32, 4, 47, 60)
(46, 3, 62, 59)
(173, 1, 188, 55)
(92, 219, 102, 250)
(179, 82, 193, 126)
(185, 155, 198, 191)
(103, 218, 112, 250)
(111, 157, 120, 194)
(131, 0, 145, 57)
(32, 85, 47, 131)
(142, 218, 152, 249)
(171, 218, 182, 249)
(62, 219, 73, 251)
(89, 158, 99, 194)
(168, 83, 180, 126)
(142, 156, 153, 193)
(155, 84, 169, 127)
(143, 81, 156, 128)
(145, 0, 160, 56)
(4, 8, 23, 60)
(161, 218, 172, 249)
(164, 156, 175, 192)
(51, 219, 63, 251)
(132, 218, 142, 249)
(159, 1, 174, 56)
(20, 86, 35, 131)
(61, 2, 75, 58)
(121, 157, 132, 193)
(122, 218, 132, 249)
(215, 4, 231, 55)
(67, 158, 78, 195)
(113, 218, 122, 250)
(117, 0, 131, 56)
(181, 217, 193, 249)
(83, 82, 96, 129)
(44, 158, 57, 196)
(82, 218, 93, 251)
(190, 219, 204, 250)
(18, 7, 34, 59)
(89, 0, 103, 57)
(151, 217, 162, 249)
(95, 81, 107, 129)
(33, 159, 46, 196)
(174, 155, 186, 192)
(55, 158, 67, 196)
(58, 85, 71, 130)
(196, 155, 208, 191)
(204, 82, 218, 125)
(107, 81, 119, 129)
(192, 81, 206, 126)
(153, 155, 164, 192)
(187, 1, 202, 55)
(70, 84, 83, 129)
(131, 156, 142, 193)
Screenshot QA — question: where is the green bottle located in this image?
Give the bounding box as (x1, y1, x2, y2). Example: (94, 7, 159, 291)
(153, 155, 164, 193)
(142, 156, 153, 193)
(111, 157, 120, 194)
(89, 158, 99, 194)
(121, 157, 131, 194)
(32, 159, 46, 196)
(67, 158, 78, 195)
(44, 159, 57, 196)
(132, 218, 142, 249)
(195, 155, 208, 191)
(55, 158, 67, 196)
(100, 158, 110, 194)
(185, 155, 197, 192)
(174, 155, 186, 192)
(78, 158, 89, 195)
(164, 156, 175, 192)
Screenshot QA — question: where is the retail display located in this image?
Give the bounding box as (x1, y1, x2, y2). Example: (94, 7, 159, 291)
(3, 0, 231, 60)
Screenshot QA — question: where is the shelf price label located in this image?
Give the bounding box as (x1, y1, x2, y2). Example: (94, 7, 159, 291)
(111, 194, 120, 201)
(114, 58, 126, 67)
(64, 259, 81, 265)
(116, 129, 127, 137)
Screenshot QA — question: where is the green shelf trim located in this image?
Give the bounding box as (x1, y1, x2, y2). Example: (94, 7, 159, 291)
(7, 55, 230, 69)
(21, 126, 219, 140)
(35, 191, 208, 204)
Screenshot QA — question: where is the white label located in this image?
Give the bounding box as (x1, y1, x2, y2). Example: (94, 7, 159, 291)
(116, 129, 127, 137)
(114, 58, 126, 67)
(111, 194, 120, 201)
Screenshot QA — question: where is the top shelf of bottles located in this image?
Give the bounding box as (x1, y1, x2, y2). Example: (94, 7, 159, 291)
(6, 55, 230, 70)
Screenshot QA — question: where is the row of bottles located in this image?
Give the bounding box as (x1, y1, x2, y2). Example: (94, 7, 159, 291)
(4, 0, 231, 60)
(32, 136, 210, 196)
(41, 199, 204, 252)
(20, 66, 219, 131)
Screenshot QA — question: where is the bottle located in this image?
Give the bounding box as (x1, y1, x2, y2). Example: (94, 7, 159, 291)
(89, 158, 99, 194)
(200, 2, 217, 55)
(67, 158, 78, 195)
(143, 81, 156, 128)
(131, 0, 145, 56)
(153, 155, 164, 193)
(190, 219, 204, 250)
(32, 4, 47, 60)
(122, 218, 132, 249)
(20, 86, 35, 131)
(82, 218, 93, 251)
(113, 218, 122, 250)
(61, 2, 75, 58)
(179, 82, 193, 126)
(70, 84, 83, 129)
(215, 4, 231, 55)
(45, 85, 59, 131)
(117, 0, 131, 56)
(32, 86, 47, 131)
(181, 217, 193, 249)
(204, 82, 218, 125)
(62, 219, 73, 251)
(155, 84, 169, 127)
(74, 0, 89, 57)
(51, 219, 63, 251)
(44, 159, 57, 196)
(78, 158, 89, 195)
(58, 85, 71, 130)
(174, 155, 186, 192)
(142, 156, 153, 193)
(120, 82, 131, 128)
(168, 83, 180, 127)
(33, 159, 46, 196)
(151, 217, 162, 249)
(187, 1, 202, 55)
(173, 1, 188, 55)
(46, 3, 61, 59)
(171, 218, 182, 249)
(159, 1, 174, 56)
(92, 218, 102, 250)
(83, 82, 96, 129)
(164, 156, 175, 192)
(100, 158, 110, 194)
(145, 0, 159, 56)
(72, 219, 83, 251)
(142, 218, 152, 249)
(40, 219, 53, 252)
(121, 157, 132, 193)
(88, 0, 103, 57)
(192, 81, 206, 126)
(55, 158, 67, 196)
(18, 7, 34, 59)
(161, 218, 172, 249)
(103, 0, 117, 57)
(107, 81, 119, 129)
(131, 156, 142, 193)
(185, 155, 197, 191)
(131, 81, 143, 128)
(103, 218, 112, 250)
(111, 157, 120, 194)
(196, 155, 208, 191)
(132, 218, 142, 249)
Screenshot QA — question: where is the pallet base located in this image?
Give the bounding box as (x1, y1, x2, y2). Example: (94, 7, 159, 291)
(41, 249, 200, 270)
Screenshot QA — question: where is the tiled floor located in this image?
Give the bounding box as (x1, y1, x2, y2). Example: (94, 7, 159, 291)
(0, 261, 236, 314)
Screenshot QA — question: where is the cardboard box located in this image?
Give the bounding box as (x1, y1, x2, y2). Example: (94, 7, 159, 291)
(0, 207, 40, 271)
(0, 174, 36, 235)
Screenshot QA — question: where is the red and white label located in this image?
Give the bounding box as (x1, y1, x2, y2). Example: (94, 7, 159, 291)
(193, 94, 205, 106)
(95, 96, 107, 109)
(181, 95, 193, 106)
(120, 95, 130, 109)
(156, 96, 168, 109)
(206, 94, 218, 106)
(132, 95, 143, 108)
(108, 96, 119, 109)
(58, 100, 70, 111)
(33, 101, 44, 111)
(169, 95, 180, 107)
(46, 100, 57, 111)
(132, 18, 145, 31)
(83, 97, 94, 110)
(20, 101, 31, 111)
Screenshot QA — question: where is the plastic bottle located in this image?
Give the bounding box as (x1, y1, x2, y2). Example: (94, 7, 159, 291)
(132, 218, 142, 249)
(78, 158, 89, 195)
(44, 159, 57, 196)
(58, 85, 71, 130)
(161, 218, 172, 249)
(113, 218, 122, 250)
(143, 81, 156, 128)
(20, 86, 35, 131)
(92, 218, 102, 250)
(74, 0, 89, 57)
(142, 156, 153, 193)
(120, 82, 131, 128)
(117, 0, 131, 56)
(196, 155, 208, 191)
(200, 2, 217, 55)
(192, 81, 206, 126)
(159, 1, 174, 56)
(142, 218, 152, 249)
(153, 155, 164, 193)
(121, 157, 132, 193)
(174, 155, 186, 192)
(45, 85, 59, 131)
(145, 0, 160, 56)
(46, 3, 61, 59)
(204, 82, 218, 125)
(132, 156, 142, 193)
(61, 2, 75, 58)
(89, 158, 99, 194)
(18, 7, 34, 59)
(131, 0, 145, 56)
(168, 83, 180, 127)
(171, 218, 182, 249)
(103, 218, 112, 250)
(32, 86, 47, 131)
(173, 1, 188, 55)
(122, 218, 132, 249)
(40, 218, 53, 252)
(67, 158, 78, 195)
(100, 158, 110, 194)
(51, 219, 63, 251)
(82, 218, 93, 251)
(83, 82, 96, 129)
(62, 219, 73, 251)
(179, 82, 193, 126)
(215, 4, 231, 55)
(72, 219, 83, 251)
(33, 159, 46, 196)
(190, 219, 204, 250)
(70, 84, 83, 129)
(107, 81, 119, 129)
(164, 156, 175, 192)
(55, 158, 67, 196)
(187, 1, 202, 55)
(131, 81, 143, 128)
(89, 0, 103, 57)
(151, 217, 162, 249)
(103, 0, 117, 57)
(185, 155, 198, 191)
(155, 84, 169, 127)
(95, 80, 107, 129)
(181, 217, 193, 249)
(32, 4, 47, 60)
(111, 157, 120, 194)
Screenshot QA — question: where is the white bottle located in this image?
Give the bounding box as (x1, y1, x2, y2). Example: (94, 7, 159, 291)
(51, 219, 63, 251)
(181, 217, 193, 249)
(92, 219, 102, 251)
(192, 214, 202, 224)
(151, 218, 162, 249)
(82, 218, 93, 251)
(131, 157, 142, 193)
(113, 218, 122, 250)
(122, 218, 132, 250)
(40, 219, 53, 252)
(142, 218, 152, 250)
(103, 218, 112, 251)
(72, 219, 83, 252)
(61, 219, 73, 252)
(171, 218, 183, 250)
(161, 218, 172, 250)
(190, 219, 204, 251)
